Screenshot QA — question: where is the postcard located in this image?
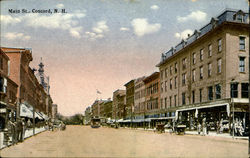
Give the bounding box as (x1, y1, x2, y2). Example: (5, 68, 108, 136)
(0, 0, 249, 157)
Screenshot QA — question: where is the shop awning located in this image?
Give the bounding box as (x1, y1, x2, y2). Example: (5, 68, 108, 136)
(123, 119, 131, 123)
(176, 103, 230, 120)
(40, 112, 49, 120)
(36, 112, 43, 120)
(151, 117, 175, 120)
(20, 103, 33, 118)
(117, 119, 124, 123)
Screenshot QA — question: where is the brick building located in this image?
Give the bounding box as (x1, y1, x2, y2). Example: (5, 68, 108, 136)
(112, 89, 126, 120)
(133, 76, 146, 124)
(0, 50, 18, 130)
(143, 72, 160, 116)
(157, 9, 249, 133)
(124, 80, 135, 120)
(1, 47, 52, 121)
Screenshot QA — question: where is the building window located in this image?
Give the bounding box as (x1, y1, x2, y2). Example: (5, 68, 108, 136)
(174, 76, 177, 89)
(165, 81, 167, 92)
(164, 97, 167, 108)
(199, 89, 203, 102)
(239, 57, 245, 72)
(208, 44, 212, 57)
(182, 93, 186, 105)
(165, 68, 168, 78)
(215, 84, 221, 99)
(182, 58, 187, 69)
(170, 66, 173, 75)
(241, 83, 249, 98)
(175, 62, 178, 73)
(160, 71, 164, 80)
(161, 82, 164, 92)
(192, 69, 196, 82)
(174, 95, 177, 106)
(217, 58, 222, 73)
(182, 73, 186, 86)
(192, 90, 195, 103)
(0, 58, 3, 70)
(230, 83, 238, 98)
(208, 86, 213, 101)
(239, 36, 246, 50)
(200, 49, 203, 61)
(200, 66, 203, 80)
(192, 53, 196, 64)
(0, 77, 3, 92)
(218, 39, 222, 52)
(208, 63, 212, 77)
(170, 79, 172, 90)
(169, 96, 172, 107)
(160, 98, 163, 109)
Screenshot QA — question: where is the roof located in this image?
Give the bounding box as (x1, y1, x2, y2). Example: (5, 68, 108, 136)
(143, 72, 159, 83)
(124, 79, 135, 87)
(157, 9, 249, 67)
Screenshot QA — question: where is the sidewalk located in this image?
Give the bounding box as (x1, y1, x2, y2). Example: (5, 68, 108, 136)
(184, 130, 249, 140)
(0, 126, 47, 149)
(119, 126, 248, 140)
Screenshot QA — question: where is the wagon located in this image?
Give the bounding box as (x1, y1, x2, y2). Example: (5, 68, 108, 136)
(176, 125, 186, 135)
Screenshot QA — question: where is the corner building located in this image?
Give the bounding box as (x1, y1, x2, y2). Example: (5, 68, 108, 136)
(157, 9, 249, 133)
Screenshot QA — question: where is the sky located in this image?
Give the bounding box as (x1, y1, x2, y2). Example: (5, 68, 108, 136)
(0, 0, 248, 116)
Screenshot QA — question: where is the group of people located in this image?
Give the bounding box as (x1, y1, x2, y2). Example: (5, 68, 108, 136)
(5, 118, 26, 145)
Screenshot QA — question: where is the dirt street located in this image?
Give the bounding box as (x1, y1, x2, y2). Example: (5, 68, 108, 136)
(0, 125, 248, 157)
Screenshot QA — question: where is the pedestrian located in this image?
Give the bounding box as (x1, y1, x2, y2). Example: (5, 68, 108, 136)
(27, 119, 31, 128)
(6, 119, 14, 145)
(216, 121, 220, 134)
(197, 123, 201, 135)
(16, 118, 23, 142)
(12, 120, 18, 144)
(21, 118, 26, 141)
(202, 118, 207, 136)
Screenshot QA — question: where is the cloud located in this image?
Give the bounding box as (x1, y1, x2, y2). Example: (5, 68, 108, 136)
(131, 18, 161, 37)
(69, 27, 82, 39)
(120, 27, 130, 31)
(150, 5, 159, 10)
(92, 20, 109, 34)
(4, 32, 31, 40)
(22, 10, 86, 38)
(177, 10, 207, 23)
(56, 3, 64, 9)
(0, 15, 22, 25)
(191, 0, 197, 2)
(85, 20, 109, 40)
(175, 29, 193, 40)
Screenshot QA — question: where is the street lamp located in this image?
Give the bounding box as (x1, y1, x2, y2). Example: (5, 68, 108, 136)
(230, 80, 235, 139)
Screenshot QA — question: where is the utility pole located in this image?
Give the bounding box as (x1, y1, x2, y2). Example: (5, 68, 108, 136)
(248, 1, 250, 156)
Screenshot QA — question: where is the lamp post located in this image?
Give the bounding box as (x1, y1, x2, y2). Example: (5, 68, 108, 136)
(230, 81, 235, 139)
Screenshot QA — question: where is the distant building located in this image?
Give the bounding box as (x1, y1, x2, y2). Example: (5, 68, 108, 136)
(112, 89, 126, 120)
(124, 80, 135, 120)
(143, 72, 160, 119)
(134, 76, 146, 120)
(52, 104, 58, 121)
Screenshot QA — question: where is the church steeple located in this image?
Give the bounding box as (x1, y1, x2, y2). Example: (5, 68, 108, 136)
(38, 57, 49, 94)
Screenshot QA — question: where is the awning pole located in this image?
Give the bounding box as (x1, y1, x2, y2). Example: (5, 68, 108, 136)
(33, 107, 35, 135)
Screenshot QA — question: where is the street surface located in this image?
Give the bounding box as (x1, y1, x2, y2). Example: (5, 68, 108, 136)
(0, 125, 248, 157)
